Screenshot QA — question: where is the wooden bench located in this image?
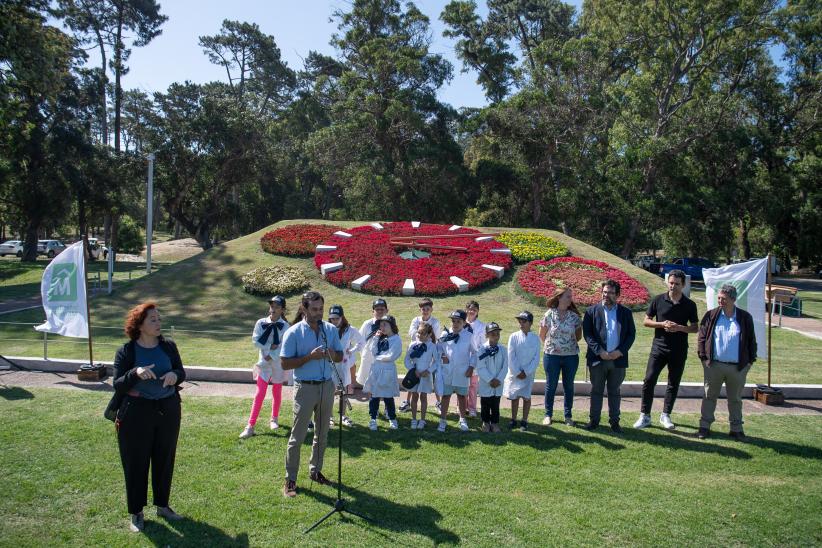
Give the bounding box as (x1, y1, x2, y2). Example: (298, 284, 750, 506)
(767, 285, 802, 322)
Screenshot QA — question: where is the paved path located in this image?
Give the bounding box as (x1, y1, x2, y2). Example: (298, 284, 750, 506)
(2, 370, 820, 417)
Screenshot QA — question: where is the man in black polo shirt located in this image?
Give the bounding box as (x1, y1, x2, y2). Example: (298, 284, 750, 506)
(634, 269, 699, 430)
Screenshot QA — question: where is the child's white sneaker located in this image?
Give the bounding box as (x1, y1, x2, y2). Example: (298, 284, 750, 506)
(341, 415, 353, 427)
(388, 419, 399, 430)
(458, 418, 469, 432)
(369, 419, 378, 431)
(660, 413, 676, 430)
(417, 419, 426, 430)
(239, 425, 254, 439)
(269, 418, 279, 430)
(410, 419, 418, 429)
(437, 419, 447, 432)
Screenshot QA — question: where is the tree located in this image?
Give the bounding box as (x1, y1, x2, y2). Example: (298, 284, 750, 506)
(581, 0, 779, 257)
(307, 0, 469, 222)
(0, 2, 88, 260)
(58, 0, 167, 151)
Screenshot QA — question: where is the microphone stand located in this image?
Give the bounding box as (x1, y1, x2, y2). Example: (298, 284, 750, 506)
(305, 321, 371, 534)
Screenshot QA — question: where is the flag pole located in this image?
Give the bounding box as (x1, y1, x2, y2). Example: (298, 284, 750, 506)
(766, 253, 772, 387)
(83, 234, 94, 367)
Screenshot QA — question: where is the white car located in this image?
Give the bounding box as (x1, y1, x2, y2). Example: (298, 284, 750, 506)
(0, 240, 23, 257)
(37, 239, 67, 258)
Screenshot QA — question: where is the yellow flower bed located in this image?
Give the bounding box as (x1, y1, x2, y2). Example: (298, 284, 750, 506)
(497, 232, 569, 262)
(241, 266, 309, 296)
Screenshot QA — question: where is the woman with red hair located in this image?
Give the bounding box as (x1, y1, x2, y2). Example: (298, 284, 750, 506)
(112, 302, 186, 533)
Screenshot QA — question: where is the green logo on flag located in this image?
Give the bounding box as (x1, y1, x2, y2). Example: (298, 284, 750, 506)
(48, 264, 77, 302)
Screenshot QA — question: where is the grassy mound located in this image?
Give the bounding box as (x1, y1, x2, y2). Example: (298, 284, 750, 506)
(2, 220, 820, 385)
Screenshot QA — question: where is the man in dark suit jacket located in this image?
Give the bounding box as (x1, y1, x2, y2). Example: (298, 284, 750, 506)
(582, 279, 637, 432)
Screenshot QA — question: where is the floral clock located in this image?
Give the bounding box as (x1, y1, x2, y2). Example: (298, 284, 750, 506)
(313, 222, 513, 296)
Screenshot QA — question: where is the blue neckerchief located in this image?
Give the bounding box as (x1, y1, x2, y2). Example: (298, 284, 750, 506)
(408, 342, 427, 360)
(478, 345, 499, 361)
(257, 320, 284, 346)
(365, 321, 380, 341)
(377, 336, 390, 354)
(442, 331, 459, 343)
(465, 324, 474, 333)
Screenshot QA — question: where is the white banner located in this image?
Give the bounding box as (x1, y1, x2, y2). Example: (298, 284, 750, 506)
(702, 258, 768, 359)
(35, 241, 89, 338)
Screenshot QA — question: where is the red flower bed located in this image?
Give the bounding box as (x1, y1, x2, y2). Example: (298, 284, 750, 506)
(261, 224, 343, 256)
(314, 222, 513, 296)
(517, 257, 650, 308)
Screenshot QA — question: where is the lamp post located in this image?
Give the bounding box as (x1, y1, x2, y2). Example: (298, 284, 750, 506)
(146, 153, 154, 274)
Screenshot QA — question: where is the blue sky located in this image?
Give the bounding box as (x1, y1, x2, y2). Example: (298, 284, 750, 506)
(117, 0, 583, 109)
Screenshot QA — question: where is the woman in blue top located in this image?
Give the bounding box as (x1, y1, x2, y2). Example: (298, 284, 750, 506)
(112, 302, 186, 533)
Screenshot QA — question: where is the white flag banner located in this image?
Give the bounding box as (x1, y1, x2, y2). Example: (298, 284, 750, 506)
(35, 241, 89, 338)
(702, 258, 768, 359)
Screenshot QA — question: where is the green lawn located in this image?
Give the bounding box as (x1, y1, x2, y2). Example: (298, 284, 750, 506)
(800, 290, 822, 319)
(1, 220, 820, 385)
(0, 388, 820, 546)
(0, 258, 165, 301)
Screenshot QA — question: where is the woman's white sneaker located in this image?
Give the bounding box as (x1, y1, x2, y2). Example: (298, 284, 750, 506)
(633, 413, 651, 429)
(239, 425, 255, 439)
(660, 413, 676, 430)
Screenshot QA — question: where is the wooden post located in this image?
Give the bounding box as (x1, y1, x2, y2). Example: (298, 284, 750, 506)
(83, 235, 94, 367)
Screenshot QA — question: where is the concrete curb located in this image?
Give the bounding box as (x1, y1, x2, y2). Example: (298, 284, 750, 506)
(6, 356, 822, 399)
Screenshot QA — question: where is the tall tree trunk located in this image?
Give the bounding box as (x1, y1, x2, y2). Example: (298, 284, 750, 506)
(739, 218, 751, 260)
(22, 221, 40, 262)
(195, 223, 212, 250)
(113, 6, 123, 152)
(94, 28, 108, 145)
(621, 161, 658, 258)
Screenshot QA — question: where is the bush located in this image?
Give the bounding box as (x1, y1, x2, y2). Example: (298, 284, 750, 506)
(116, 215, 144, 254)
(497, 232, 569, 262)
(260, 224, 343, 256)
(241, 266, 309, 296)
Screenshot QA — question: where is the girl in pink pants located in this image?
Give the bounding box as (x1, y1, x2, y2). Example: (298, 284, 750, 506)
(240, 296, 291, 439)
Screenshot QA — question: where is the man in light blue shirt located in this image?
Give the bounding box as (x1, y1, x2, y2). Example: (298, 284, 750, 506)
(712, 308, 740, 363)
(280, 291, 343, 497)
(697, 284, 757, 441)
(603, 303, 620, 352)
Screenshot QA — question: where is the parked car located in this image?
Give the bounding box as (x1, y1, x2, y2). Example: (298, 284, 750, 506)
(659, 257, 717, 282)
(633, 254, 656, 270)
(0, 240, 23, 257)
(37, 240, 67, 258)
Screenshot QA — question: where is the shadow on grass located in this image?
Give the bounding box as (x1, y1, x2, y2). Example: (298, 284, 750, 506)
(142, 516, 249, 547)
(621, 427, 752, 459)
(741, 436, 822, 460)
(0, 385, 34, 400)
(301, 482, 460, 544)
(309, 416, 626, 457)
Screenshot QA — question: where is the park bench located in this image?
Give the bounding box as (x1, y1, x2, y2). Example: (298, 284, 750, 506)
(767, 284, 802, 323)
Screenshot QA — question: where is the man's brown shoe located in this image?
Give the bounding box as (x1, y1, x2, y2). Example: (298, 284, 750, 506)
(283, 479, 297, 498)
(310, 471, 333, 486)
